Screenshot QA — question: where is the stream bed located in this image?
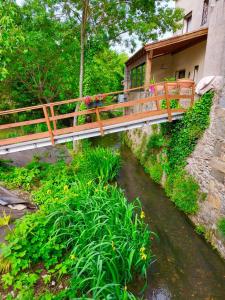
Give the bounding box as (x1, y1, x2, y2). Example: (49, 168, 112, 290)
(95, 134, 225, 300)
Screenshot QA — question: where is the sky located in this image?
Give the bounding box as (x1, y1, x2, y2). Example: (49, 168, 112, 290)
(16, 0, 24, 4)
(16, 0, 175, 56)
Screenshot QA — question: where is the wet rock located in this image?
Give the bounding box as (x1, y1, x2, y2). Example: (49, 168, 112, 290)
(0, 200, 7, 206)
(8, 204, 27, 211)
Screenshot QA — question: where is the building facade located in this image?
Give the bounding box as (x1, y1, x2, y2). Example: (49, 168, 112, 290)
(124, 0, 225, 89)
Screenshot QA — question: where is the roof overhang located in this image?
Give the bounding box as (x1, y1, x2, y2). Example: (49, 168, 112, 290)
(125, 28, 208, 67)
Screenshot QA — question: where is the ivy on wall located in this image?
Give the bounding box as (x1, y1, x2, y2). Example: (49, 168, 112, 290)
(132, 92, 214, 214)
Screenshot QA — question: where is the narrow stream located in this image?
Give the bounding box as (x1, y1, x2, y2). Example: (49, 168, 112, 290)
(94, 134, 225, 300)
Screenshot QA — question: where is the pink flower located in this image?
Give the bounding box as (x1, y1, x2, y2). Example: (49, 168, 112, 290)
(149, 85, 155, 94)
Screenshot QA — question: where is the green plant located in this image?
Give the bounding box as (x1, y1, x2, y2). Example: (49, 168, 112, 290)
(0, 147, 152, 299)
(147, 163, 163, 184)
(151, 124, 158, 132)
(165, 170, 199, 214)
(168, 92, 213, 170)
(195, 225, 206, 235)
(146, 133, 165, 151)
(161, 99, 179, 109)
(217, 218, 225, 236)
(127, 92, 214, 215)
(0, 211, 11, 229)
(1, 167, 39, 191)
(164, 77, 176, 82)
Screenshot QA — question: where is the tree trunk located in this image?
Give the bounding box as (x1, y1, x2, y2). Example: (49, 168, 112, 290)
(73, 0, 89, 151)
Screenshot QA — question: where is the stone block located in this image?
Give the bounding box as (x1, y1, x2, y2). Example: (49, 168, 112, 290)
(208, 192, 221, 210)
(211, 157, 225, 174)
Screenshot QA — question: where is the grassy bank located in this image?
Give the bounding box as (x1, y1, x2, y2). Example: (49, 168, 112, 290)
(125, 92, 213, 214)
(0, 147, 152, 299)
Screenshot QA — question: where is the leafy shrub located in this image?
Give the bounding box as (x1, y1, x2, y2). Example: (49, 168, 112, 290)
(165, 170, 199, 214)
(1, 167, 39, 191)
(146, 133, 165, 151)
(0, 147, 152, 299)
(77, 146, 121, 182)
(218, 218, 225, 236)
(161, 99, 179, 109)
(167, 92, 213, 170)
(135, 92, 214, 215)
(147, 163, 163, 184)
(195, 225, 206, 235)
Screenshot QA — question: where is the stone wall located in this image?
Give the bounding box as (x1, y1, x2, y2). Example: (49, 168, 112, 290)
(186, 89, 225, 257)
(125, 88, 225, 259)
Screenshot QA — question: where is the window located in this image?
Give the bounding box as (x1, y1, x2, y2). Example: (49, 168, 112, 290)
(175, 69, 186, 79)
(184, 12, 192, 33)
(193, 65, 199, 82)
(201, 0, 209, 26)
(131, 64, 145, 88)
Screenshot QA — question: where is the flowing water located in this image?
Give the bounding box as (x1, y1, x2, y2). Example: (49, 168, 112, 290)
(94, 134, 225, 300)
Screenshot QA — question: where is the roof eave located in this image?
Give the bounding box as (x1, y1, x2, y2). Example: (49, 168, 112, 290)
(125, 28, 208, 67)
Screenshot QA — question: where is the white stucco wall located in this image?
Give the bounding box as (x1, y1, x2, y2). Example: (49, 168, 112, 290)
(150, 41, 207, 84)
(125, 40, 207, 91)
(151, 54, 173, 82)
(175, 0, 210, 34)
(203, 0, 225, 76)
(171, 41, 207, 83)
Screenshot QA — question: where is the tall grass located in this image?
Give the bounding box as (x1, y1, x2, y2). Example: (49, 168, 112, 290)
(0, 147, 152, 299)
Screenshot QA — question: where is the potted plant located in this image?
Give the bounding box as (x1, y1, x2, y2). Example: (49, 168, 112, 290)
(177, 78, 194, 88)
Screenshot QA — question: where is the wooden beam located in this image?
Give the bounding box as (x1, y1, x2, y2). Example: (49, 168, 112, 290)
(164, 82, 172, 122)
(145, 28, 208, 51)
(43, 106, 55, 145)
(0, 118, 46, 130)
(95, 107, 104, 136)
(50, 104, 57, 130)
(145, 50, 153, 90)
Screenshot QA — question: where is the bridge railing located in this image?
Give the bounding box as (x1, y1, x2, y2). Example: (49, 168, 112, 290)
(0, 80, 195, 148)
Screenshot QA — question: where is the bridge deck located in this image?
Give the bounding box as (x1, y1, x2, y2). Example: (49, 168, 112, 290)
(0, 81, 195, 154)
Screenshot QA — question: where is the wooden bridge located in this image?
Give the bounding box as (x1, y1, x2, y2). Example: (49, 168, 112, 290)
(0, 80, 195, 154)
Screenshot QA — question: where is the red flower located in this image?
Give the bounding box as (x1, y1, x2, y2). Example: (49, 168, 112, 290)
(85, 96, 92, 106)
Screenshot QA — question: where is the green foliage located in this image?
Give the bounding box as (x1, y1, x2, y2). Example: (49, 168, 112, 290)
(164, 77, 176, 82)
(195, 225, 206, 236)
(167, 92, 213, 170)
(130, 92, 213, 215)
(77, 147, 121, 183)
(146, 133, 166, 151)
(0, 1, 24, 81)
(147, 163, 163, 184)
(0, 166, 37, 191)
(0, 211, 11, 228)
(51, 0, 183, 49)
(217, 218, 225, 236)
(84, 49, 127, 95)
(0, 147, 152, 299)
(165, 170, 199, 214)
(0, 2, 126, 114)
(161, 99, 179, 109)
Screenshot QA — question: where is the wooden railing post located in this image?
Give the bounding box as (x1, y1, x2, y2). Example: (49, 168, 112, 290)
(191, 83, 195, 106)
(96, 107, 104, 136)
(50, 103, 57, 131)
(164, 82, 172, 122)
(43, 106, 55, 145)
(154, 84, 160, 111)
